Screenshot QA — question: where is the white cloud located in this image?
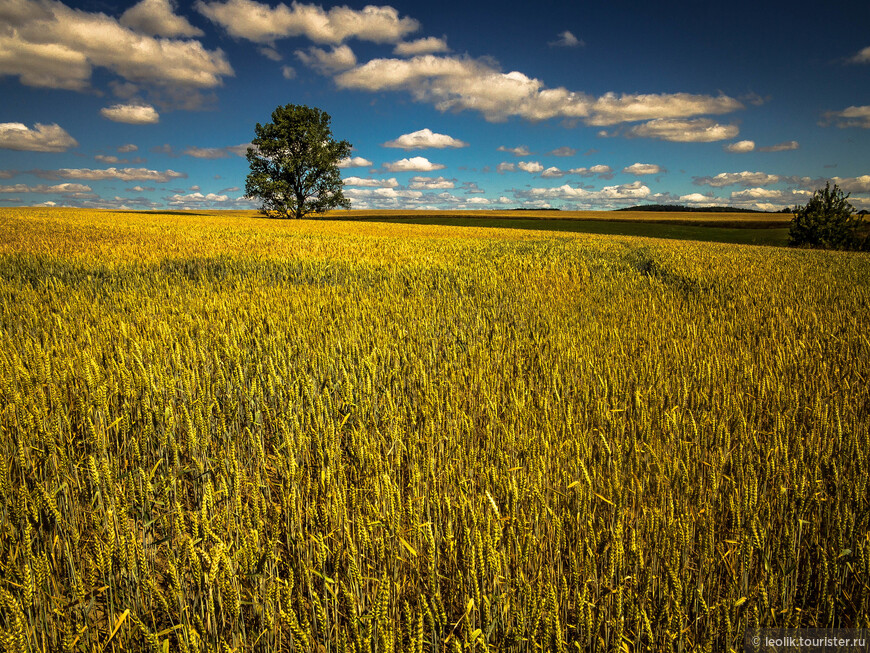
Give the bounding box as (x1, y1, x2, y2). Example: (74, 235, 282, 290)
(295, 44, 356, 74)
(196, 0, 419, 44)
(342, 176, 398, 187)
(336, 54, 742, 126)
(730, 188, 812, 201)
(383, 156, 445, 172)
(35, 167, 187, 182)
(549, 30, 583, 47)
(183, 146, 229, 159)
(281, 66, 296, 79)
(497, 145, 532, 156)
(496, 162, 516, 173)
(118, 143, 138, 153)
(518, 161, 543, 173)
(343, 187, 424, 202)
(831, 175, 870, 193)
(394, 37, 449, 56)
(518, 180, 651, 202)
(336, 55, 594, 123)
(679, 193, 714, 203)
(338, 156, 373, 168)
(0, 0, 232, 91)
(823, 106, 870, 129)
(120, 0, 204, 37)
(849, 46, 870, 64)
(95, 155, 120, 163)
(408, 175, 454, 189)
(628, 118, 739, 142)
(259, 46, 282, 61)
(224, 143, 252, 157)
(0, 122, 77, 152)
(0, 182, 91, 193)
(100, 103, 159, 124)
(623, 162, 661, 175)
(168, 191, 230, 203)
(383, 128, 468, 150)
(588, 93, 742, 126)
(548, 146, 577, 157)
(724, 140, 755, 153)
(568, 164, 613, 178)
(541, 167, 565, 178)
(692, 171, 781, 187)
(758, 140, 799, 152)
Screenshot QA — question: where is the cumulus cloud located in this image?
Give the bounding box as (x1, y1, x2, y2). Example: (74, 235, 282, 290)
(567, 164, 614, 179)
(548, 146, 577, 157)
(408, 175, 454, 189)
(496, 162, 516, 173)
(849, 46, 870, 64)
(183, 146, 230, 158)
(196, 0, 419, 44)
(383, 156, 445, 172)
(628, 118, 739, 142)
(831, 175, 870, 193)
(498, 145, 532, 156)
(394, 37, 449, 56)
(383, 128, 468, 150)
(258, 46, 282, 61)
(822, 106, 870, 129)
(342, 176, 398, 187)
(118, 143, 138, 153)
(336, 55, 593, 123)
(0, 0, 232, 91)
(100, 103, 159, 124)
(758, 140, 799, 152)
(549, 30, 583, 47)
(343, 187, 424, 201)
(167, 191, 229, 203)
(692, 171, 781, 187)
(679, 192, 714, 203)
(120, 0, 204, 37)
(541, 167, 565, 178)
(518, 161, 544, 173)
(724, 140, 755, 153)
(0, 182, 91, 193)
(516, 180, 651, 202)
(730, 188, 812, 201)
(224, 143, 252, 157)
(295, 44, 356, 74)
(336, 54, 742, 126)
(34, 167, 187, 182)
(588, 93, 742, 126)
(623, 162, 661, 175)
(0, 122, 77, 152)
(338, 156, 373, 168)
(281, 65, 296, 79)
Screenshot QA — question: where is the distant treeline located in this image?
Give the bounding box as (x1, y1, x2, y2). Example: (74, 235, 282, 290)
(616, 204, 780, 213)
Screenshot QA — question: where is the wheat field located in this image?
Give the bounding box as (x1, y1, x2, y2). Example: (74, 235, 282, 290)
(0, 207, 868, 651)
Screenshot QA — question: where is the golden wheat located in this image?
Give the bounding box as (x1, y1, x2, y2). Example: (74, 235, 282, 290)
(0, 207, 867, 651)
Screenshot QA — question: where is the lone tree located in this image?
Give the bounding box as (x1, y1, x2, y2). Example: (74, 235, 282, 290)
(788, 182, 867, 250)
(245, 104, 351, 219)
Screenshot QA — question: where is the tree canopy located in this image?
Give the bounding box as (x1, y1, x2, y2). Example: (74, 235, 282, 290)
(245, 104, 351, 219)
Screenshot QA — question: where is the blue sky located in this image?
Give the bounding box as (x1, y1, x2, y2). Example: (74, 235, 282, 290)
(1, 0, 869, 212)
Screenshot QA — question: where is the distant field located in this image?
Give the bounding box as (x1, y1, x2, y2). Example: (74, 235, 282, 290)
(328, 208, 793, 227)
(1, 208, 867, 651)
(112, 207, 793, 246)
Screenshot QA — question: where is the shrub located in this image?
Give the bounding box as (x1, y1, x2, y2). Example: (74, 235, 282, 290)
(788, 182, 867, 250)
